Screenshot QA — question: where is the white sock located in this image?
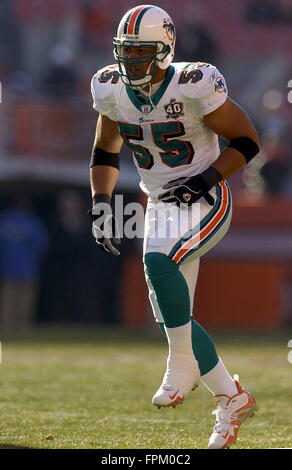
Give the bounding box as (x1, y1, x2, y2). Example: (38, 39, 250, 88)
(165, 320, 195, 356)
(163, 320, 200, 388)
(201, 357, 238, 397)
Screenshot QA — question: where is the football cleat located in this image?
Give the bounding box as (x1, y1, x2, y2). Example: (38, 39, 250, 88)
(152, 353, 200, 408)
(152, 385, 185, 408)
(208, 377, 258, 449)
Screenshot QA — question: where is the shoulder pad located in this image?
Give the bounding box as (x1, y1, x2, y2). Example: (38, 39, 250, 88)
(176, 63, 225, 95)
(91, 64, 121, 117)
(176, 62, 228, 116)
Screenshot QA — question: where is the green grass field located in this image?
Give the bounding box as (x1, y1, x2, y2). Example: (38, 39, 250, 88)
(0, 325, 291, 449)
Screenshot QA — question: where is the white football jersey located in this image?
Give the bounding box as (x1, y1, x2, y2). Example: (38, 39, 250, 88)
(91, 62, 228, 198)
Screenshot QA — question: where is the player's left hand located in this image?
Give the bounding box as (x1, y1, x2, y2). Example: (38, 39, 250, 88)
(158, 173, 215, 207)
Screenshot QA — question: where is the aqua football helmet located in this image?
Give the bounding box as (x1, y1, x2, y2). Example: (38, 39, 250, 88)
(113, 5, 176, 87)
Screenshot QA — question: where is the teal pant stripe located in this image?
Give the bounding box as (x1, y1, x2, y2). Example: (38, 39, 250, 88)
(158, 318, 219, 375)
(168, 183, 222, 260)
(145, 252, 191, 328)
(179, 183, 231, 264)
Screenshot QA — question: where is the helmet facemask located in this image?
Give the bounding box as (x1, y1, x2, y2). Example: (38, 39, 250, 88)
(113, 39, 171, 87)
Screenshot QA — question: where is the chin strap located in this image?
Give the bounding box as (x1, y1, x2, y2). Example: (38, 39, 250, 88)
(148, 81, 155, 109)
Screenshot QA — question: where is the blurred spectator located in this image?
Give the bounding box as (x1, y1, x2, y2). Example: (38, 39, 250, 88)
(0, 0, 21, 75)
(77, 0, 112, 74)
(246, 0, 292, 24)
(260, 130, 291, 195)
(175, 16, 218, 65)
(42, 43, 79, 100)
(0, 197, 49, 327)
(79, 0, 110, 52)
(246, 0, 281, 23)
(39, 190, 122, 324)
(8, 69, 33, 97)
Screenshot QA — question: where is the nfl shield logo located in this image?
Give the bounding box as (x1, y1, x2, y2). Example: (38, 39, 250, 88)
(183, 193, 192, 203)
(141, 105, 152, 114)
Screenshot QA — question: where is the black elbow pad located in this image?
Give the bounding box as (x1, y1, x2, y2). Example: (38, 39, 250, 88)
(227, 137, 259, 163)
(90, 147, 120, 169)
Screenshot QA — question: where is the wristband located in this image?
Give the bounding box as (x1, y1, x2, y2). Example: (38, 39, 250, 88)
(92, 193, 111, 206)
(200, 167, 223, 189)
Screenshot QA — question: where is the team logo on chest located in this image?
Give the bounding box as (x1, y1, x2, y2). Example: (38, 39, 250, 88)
(164, 98, 184, 119)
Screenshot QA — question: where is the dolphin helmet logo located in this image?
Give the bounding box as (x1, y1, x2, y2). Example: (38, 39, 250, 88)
(163, 19, 175, 42)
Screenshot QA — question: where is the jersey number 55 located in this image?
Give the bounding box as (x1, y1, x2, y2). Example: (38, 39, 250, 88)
(118, 121, 194, 169)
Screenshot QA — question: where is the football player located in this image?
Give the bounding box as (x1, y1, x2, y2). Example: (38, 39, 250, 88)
(89, 5, 259, 449)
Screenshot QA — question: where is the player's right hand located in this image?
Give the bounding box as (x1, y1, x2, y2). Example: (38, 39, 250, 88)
(88, 196, 121, 256)
(158, 174, 215, 207)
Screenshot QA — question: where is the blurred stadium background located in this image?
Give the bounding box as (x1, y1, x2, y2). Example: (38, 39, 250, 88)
(0, 0, 292, 332)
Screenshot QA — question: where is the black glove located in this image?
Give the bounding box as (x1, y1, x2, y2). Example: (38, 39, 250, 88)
(88, 194, 121, 256)
(158, 167, 223, 207)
